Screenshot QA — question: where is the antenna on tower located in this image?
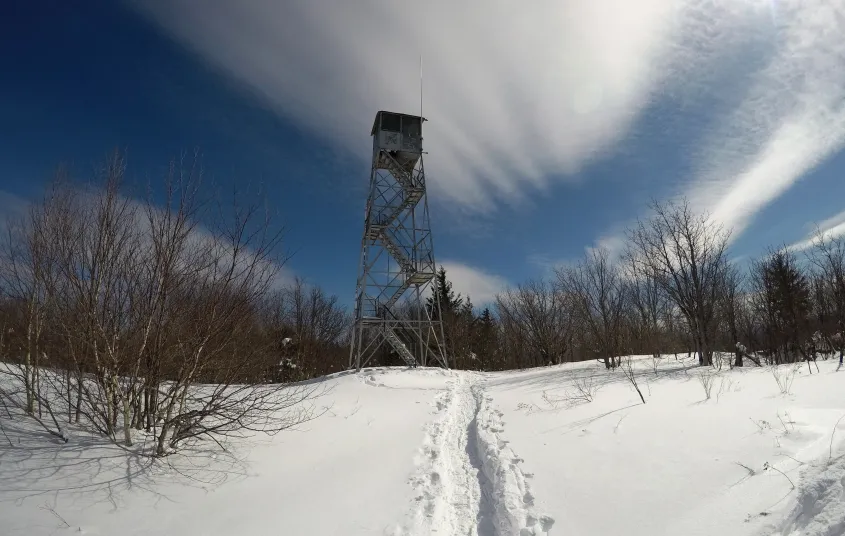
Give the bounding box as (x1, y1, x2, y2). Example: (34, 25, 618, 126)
(419, 54, 423, 120)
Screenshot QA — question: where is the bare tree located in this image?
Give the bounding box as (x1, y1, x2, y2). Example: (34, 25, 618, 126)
(627, 199, 730, 366)
(495, 279, 571, 368)
(809, 230, 845, 360)
(0, 169, 74, 430)
(267, 277, 350, 380)
(558, 247, 628, 369)
(0, 152, 321, 457)
(719, 262, 745, 367)
(624, 252, 668, 358)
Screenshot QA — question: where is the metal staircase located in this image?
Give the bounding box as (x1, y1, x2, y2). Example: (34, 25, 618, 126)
(383, 326, 416, 366)
(379, 228, 415, 275)
(350, 111, 448, 371)
(365, 157, 434, 316)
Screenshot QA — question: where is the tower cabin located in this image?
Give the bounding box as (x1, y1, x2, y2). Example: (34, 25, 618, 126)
(371, 111, 424, 176)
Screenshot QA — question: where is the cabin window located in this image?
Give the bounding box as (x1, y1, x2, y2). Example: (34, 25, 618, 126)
(380, 113, 400, 132)
(401, 116, 421, 139)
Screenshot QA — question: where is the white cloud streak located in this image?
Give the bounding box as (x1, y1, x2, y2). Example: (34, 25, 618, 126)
(687, 0, 845, 237)
(134, 0, 683, 209)
(788, 209, 845, 252)
(136, 0, 845, 256)
(440, 261, 509, 305)
(584, 0, 845, 255)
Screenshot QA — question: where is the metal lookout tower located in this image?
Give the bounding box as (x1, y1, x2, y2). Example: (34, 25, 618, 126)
(350, 111, 448, 370)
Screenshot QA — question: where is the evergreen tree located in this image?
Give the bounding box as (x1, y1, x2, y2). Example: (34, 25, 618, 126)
(473, 307, 498, 370)
(427, 265, 463, 318)
(752, 248, 811, 363)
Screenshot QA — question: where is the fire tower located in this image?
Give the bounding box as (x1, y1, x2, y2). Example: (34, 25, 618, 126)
(349, 111, 448, 370)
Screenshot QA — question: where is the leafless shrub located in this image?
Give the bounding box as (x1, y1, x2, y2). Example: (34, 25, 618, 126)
(0, 152, 323, 457)
(541, 390, 565, 409)
(570, 373, 601, 403)
(712, 352, 727, 371)
(516, 401, 542, 414)
(539, 373, 602, 410)
(770, 364, 799, 395)
(621, 355, 646, 404)
(715, 376, 737, 403)
(777, 411, 795, 435)
(650, 354, 662, 374)
(696, 368, 716, 400)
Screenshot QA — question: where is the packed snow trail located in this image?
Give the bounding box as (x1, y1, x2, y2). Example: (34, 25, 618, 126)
(769, 453, 845, 536)
(396, 372, 553, 536)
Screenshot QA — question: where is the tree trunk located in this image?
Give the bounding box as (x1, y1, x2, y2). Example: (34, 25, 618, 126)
(66, 369, 72, 423)
(122, 395, 133, 447)
(24, 351, 34, 415)
(104, 374, 115, 439)
(74, 374, 83, 423)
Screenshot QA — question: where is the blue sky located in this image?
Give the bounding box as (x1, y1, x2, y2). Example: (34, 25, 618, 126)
(3, 0, 845, 305)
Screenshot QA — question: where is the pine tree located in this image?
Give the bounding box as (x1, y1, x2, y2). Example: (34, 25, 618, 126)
(473, 307, 498, 370)
(425, 266, 480, 367)
(753, 249, 811, 363)
(427, 265, 463, 319)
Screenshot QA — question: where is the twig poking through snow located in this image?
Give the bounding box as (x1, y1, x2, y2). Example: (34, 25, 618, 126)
(39, 503, 70, 528)
(777, 412, 792, 435)
(621, 356, 646, 404)
(763, 461, 795, 489)
(541, 390, 565, 409)
(735, 462, 756, 476)
(730, 462, 757, 488)
(828, 413, 845, 465)
(613, 414, 627, 434)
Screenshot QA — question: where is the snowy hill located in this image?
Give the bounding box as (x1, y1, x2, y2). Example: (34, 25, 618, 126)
(3, 355, 845, 535)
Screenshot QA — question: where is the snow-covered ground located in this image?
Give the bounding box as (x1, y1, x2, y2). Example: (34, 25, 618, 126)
(2, 356, 845, 535)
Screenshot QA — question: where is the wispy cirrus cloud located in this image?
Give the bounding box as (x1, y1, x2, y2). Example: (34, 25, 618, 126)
(685, 0, 845, 238)
(136, 0, 845, 259)
(133, 0, 685, 209)
(787, 209, 845, 252)
(585, 0, 845, 255)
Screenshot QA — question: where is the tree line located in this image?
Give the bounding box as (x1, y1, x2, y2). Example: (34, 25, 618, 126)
(427, 199, 845, 373)
(2, 153, 842, 455)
